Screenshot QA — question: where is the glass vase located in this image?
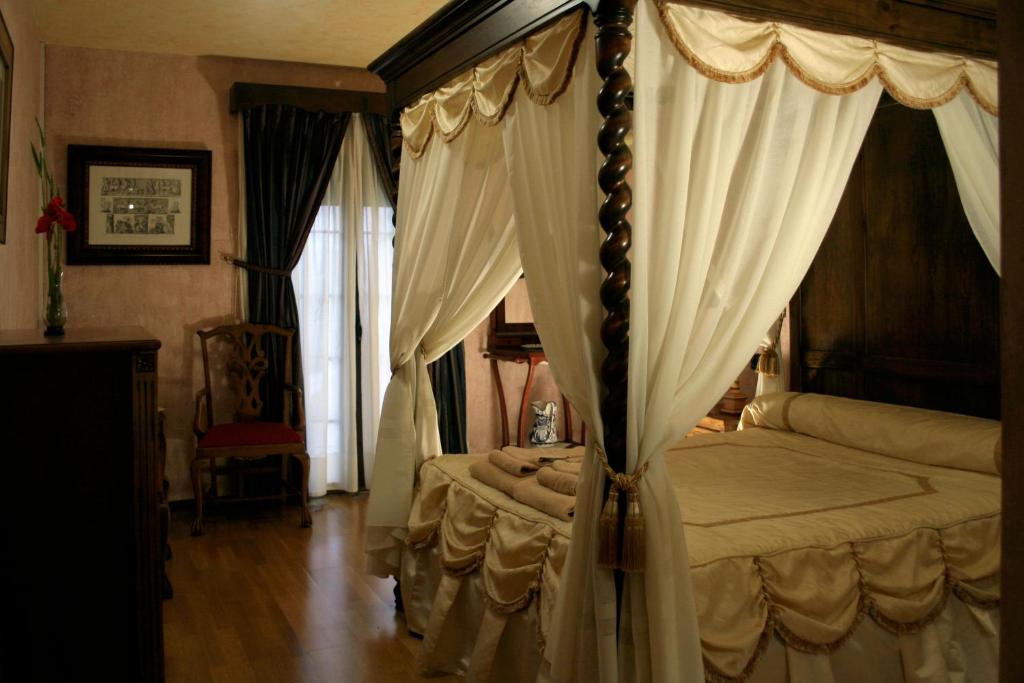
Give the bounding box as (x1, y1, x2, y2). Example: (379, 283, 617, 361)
(43, 227, 68, 336)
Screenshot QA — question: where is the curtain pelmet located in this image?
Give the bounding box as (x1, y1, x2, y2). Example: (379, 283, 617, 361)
(362, 112, 399, 210)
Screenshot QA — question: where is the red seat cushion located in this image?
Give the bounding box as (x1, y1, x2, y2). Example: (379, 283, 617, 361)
(198, 422, 303, 449)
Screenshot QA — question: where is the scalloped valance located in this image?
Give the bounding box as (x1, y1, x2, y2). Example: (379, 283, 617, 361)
(656, 2, 998, 115)
(400, 10, 586, 158)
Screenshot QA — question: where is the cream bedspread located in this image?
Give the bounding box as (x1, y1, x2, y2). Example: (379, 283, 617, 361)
(404, 396, 1000, 681)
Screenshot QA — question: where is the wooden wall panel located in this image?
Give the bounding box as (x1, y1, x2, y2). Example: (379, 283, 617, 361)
(792, 98, 1000, 419)
(1000, 0, 1024, 676)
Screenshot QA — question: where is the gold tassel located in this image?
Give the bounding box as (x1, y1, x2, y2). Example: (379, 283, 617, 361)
(620, 490, 645, 572)
(597, 484, 621, 569)
(757, 350, 779, 377)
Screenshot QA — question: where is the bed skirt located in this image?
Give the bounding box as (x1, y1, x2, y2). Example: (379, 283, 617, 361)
(402, 540, 999, 683)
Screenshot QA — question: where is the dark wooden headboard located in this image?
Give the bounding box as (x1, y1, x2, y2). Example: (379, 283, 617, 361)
(789, 96, 1001, 419)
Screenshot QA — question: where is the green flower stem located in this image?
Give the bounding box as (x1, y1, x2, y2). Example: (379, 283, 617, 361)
(44, 225, 64, 327)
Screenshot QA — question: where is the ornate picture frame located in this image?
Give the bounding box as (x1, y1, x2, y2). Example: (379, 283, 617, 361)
(66, 145, 211, 264)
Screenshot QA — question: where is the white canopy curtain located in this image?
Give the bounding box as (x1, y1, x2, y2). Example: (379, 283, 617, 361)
(501, 28, 619, 683)
(292, 116, 395, 494)
(625, 3, 884, 678)
(364, 121, 522, 577)
(655, 1, 1001, 280)
(934, 92, 1001, 274)
(365, 10, 588, 577)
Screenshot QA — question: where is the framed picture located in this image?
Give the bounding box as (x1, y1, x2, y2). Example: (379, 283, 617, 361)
(0, 10, 13, 245)
(66, 145, 211, 264)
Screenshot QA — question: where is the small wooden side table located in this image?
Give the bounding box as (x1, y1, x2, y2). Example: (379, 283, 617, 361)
(484, 347, 578, 447)
(689, 406, 742, 436)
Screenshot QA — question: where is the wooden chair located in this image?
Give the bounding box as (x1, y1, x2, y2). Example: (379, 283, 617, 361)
(190, 323, 311, 535)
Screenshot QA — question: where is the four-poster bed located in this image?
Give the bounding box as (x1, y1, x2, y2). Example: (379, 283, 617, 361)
(363, 0, 1013, 681)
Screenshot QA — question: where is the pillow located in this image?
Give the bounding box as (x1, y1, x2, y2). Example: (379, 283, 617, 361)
(740, 392, 1002, 475)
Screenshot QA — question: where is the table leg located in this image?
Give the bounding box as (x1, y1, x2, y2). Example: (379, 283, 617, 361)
(518, 360, 539, 447)
(562, 394, 573, 444)
(491, 358, 510, 448)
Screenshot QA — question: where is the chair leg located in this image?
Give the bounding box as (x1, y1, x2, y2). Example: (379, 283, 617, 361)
(294, 451, 312, 528)
(210, 457, 219, 498)
(191, 457, 205, 536)
(280, 453, 288, 504)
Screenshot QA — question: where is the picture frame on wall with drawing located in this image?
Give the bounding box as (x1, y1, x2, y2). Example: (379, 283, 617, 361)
(66, 144, 211, 264)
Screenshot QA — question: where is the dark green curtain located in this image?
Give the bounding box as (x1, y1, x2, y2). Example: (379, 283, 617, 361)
(427, 343, 469, 453)
(243, 104, 351, 419)
(361, 113, 398, 210)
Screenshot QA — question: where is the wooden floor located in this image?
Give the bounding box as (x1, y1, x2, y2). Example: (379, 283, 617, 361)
(164, 494, 460, 683)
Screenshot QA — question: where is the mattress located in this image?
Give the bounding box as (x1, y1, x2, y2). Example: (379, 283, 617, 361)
(402, 394, 1001, 681)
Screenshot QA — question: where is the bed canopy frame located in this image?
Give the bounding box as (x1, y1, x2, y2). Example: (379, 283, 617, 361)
(367, 1, 1021, 680)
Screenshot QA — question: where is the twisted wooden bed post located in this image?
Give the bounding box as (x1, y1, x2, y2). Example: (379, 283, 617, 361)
(595, 0, 636, 572)
(595, 1, 635, 482)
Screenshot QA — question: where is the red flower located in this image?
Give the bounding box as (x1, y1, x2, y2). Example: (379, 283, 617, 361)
(35, 196, 77, 234)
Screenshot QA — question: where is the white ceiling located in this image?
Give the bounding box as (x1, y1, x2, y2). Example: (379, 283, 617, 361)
(31, 0, 450, 68)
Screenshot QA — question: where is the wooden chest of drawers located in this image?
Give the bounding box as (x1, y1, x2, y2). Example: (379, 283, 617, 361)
(0, 327, 164, 682)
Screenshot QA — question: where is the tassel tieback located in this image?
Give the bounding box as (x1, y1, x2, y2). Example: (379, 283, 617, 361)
(595, 444, 650, 573)
(756, 347, 779, 377)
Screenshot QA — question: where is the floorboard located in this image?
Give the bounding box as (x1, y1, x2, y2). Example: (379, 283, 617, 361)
(165, 494, 460, 682)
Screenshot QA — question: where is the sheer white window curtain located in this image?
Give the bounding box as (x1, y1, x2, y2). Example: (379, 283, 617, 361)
(292, 115, 394, 495)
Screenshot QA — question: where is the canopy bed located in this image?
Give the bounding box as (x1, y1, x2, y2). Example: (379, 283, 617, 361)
(362, 1, 1009, 681)
(403, 393, 1000, 682)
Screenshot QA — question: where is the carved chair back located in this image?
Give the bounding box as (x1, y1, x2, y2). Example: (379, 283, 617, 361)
(197, 323, 294, 426)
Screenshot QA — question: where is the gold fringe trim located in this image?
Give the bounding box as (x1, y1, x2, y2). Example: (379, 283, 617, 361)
(403, 9, 588, 159)
(406, 520, 442, 550)
(654, 1, 998, 117)
(443, 553, 485, 577)
(484, 581, 541, 614)
(534, 536, 556, 656)
(518, 8, 587, 108)
(953, 583, 1000, 610)
(699, 538, 999, 683)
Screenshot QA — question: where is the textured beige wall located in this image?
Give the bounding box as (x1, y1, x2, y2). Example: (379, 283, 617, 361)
(464, 316, 583, 453)
(44, 44, 382, 499)
(0, 0, 42, 329)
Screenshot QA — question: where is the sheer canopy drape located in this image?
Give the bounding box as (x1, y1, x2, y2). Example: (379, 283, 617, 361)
(365, 121, 521, 576)
(501, 30, 619, 683)
(619, 3, 883, 679)
(934, 91, 1001, 274)
(656, 1, 1001, 278)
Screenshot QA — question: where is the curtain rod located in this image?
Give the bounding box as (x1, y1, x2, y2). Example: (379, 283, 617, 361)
(229, 83, 389, 115)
